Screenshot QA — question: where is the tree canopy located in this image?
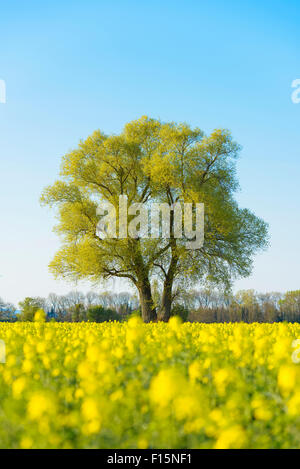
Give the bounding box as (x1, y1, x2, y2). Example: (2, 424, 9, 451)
(41, 116, 268, 322)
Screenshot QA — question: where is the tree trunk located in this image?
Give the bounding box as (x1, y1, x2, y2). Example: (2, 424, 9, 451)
(158, 207, 178, 322)
(159, 279, 173, 322)
(158, 247, 178, 322)
(138, 278, 157, 323)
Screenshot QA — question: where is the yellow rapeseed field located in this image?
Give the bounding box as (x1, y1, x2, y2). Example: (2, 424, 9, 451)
(0, 316, 300, 449)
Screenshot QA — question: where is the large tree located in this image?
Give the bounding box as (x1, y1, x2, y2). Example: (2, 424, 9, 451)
(41, 116, 268, 322)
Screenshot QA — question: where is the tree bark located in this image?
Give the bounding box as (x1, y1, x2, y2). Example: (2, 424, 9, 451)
(158, 244, 178, 322)
(159, 279, 173, 322)
(158, 202, 178, 322)
(138, 277, 157, 323)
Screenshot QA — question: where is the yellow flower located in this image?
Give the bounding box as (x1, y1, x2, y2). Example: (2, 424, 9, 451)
(12, 377, 27, 398)
(189, 360, 203, 382)
(34, 309, 46, 323)
(150, 368, 186, 407)
(20, 437, 33, 449)
(287, 393, 300, 416)
(251, 396, 273, 421)
(0, 320, 299, 449)
(213, 368, 234, 396)
(174, 392, 202, 420)
(81, 398, 100, 421)
(27, 393, 55, 420)
(75, 388, 84, 399)
(110, 389, 123, 401)
(22, 359, 33, 373)
(138, 438, 148, 449)
(82, 420, 101, 435)
(214, 425, 246, 449)
(277, 365, 297, 394)
(168, 316, 182, 331)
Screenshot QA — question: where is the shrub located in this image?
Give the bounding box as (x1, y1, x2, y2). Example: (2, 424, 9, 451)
(171, 304, 189, 322)
(86, 306, 120, 323)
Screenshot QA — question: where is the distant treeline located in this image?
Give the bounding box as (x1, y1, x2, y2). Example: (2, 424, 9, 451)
(184, 289, 300, 323)
(14, 292, 139, 322)
(1, 289, 300, 323)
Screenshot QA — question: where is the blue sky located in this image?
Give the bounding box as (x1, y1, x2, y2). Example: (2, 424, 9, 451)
(0, 0, 299, 305)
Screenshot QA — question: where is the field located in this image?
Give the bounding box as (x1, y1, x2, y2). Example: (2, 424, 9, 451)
(0, 318, 300, 449)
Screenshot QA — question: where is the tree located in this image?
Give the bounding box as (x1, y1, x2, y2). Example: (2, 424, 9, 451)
(69, 303, 86, 322)
(171, 304, 189, 322)
(41, 116, 268, 322)
(87, 305, 120, 323)
(85, 291, 101, 307)
(18, 297, 45, 322)
(234, 290, 262, 323)
(142, 125, 269, 320)
(47, 292, 68, 319)
(279, 290, 300, 322)
(0, 297, 16, 321)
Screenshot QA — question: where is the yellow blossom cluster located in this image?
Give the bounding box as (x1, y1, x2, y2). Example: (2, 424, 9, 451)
(0, 318, 300, 448)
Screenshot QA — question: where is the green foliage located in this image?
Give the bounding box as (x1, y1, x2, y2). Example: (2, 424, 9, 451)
(18, 297, 44, 322)
(86, 305, 120, 323)
(41, 116, 269, 322)
(279, 290, 300, 321)
(127, 309, 142, 320)
(171, 304, 189, 322)
(69, 303, 86, 322)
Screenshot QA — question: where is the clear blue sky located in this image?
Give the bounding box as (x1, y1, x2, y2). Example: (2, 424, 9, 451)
(0, 0, 299, 305)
